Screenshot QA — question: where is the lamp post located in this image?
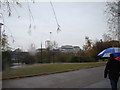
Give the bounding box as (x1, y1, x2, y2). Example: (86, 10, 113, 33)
(50, 32, 52, 42)
(41, 42, 43, 63)
(50, 32, 52, 50)
(49, 32, 52, 63)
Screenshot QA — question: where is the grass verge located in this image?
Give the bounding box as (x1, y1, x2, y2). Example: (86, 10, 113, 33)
(2, 62, 106, 79)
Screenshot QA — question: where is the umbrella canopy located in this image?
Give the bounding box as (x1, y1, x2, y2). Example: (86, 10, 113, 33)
(115, 57, 120, 61)
(98, 47, 120, 57)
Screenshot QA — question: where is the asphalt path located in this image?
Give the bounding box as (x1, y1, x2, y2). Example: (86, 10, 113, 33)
(2, 66, 120, 88)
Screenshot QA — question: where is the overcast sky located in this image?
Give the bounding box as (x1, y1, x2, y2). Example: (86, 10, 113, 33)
(1, 2, 108, 51)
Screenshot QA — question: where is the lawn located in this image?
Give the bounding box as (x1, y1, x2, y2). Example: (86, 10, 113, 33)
(2, 62, 106, 79)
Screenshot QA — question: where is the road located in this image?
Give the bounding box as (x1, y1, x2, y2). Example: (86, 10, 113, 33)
(2, 66, 120, 88)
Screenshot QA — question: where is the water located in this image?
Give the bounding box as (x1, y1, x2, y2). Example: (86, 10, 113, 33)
(10, 65, 23, 69)
(10, 63, 42, 69)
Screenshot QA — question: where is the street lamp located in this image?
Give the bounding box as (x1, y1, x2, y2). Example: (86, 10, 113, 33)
(50, 32, 52, 50)
(50, 32, 52, 41)
(41, 42, 43, 63)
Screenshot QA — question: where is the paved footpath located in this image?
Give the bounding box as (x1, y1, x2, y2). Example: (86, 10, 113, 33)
(2, 66, 120, 88)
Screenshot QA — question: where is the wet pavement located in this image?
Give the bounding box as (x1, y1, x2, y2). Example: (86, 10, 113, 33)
(84, 79, 120, 88)
(2, 66, 120, 89)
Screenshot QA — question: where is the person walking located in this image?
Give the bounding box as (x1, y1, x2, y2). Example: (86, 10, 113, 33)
(104, 54, 120, 90)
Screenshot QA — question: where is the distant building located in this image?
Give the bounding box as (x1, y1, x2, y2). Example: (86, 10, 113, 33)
(11, 48, 22, 61)
(11, 48, 28, 63)
(60, 45, 73, 53)
(36, 48, 46, 52)
(73, 46, 80, 53)
(45, 40, 52, 49)
(59, 45, 80, 53)
(36, 44, 81, 53)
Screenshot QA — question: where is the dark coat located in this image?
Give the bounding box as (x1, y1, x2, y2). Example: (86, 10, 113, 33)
(104, 57, 120, 80)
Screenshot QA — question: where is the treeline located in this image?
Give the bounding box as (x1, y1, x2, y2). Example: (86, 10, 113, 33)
(2, 38, 120, 70)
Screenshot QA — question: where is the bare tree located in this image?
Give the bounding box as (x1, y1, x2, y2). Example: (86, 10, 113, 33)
(1, 30, 8, 51)
(105, 1, 120, 41)
(102, 33, 112, 41)
(0, 0, 35, 17)
(83, 36, 93, 51)
(0, 0, 36, 48)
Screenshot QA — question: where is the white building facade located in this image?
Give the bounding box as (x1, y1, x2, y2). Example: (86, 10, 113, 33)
(59, 45, 80, 53)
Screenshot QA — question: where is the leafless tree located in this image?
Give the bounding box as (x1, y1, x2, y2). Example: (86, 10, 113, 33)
(105, 1, 120, 41)
(0, 0, 36, 48)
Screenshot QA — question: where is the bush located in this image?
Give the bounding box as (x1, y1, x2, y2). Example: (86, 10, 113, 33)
(71, 56, 80, 62)
(79, 57, 97, 62)
(23, 54, 37, 64)
(2, 51, 12, 70)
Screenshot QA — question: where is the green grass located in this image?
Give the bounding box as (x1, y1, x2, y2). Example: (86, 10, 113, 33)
(2, 62, 106, 79)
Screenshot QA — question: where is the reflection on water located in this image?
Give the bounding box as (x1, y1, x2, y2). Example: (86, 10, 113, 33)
(10, 63, 25, 69)
(10, 65, 23, 69)
(10, 63, 41, 69)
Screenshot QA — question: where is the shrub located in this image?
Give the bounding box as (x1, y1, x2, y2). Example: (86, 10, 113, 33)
(2, 51, 11, 70)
